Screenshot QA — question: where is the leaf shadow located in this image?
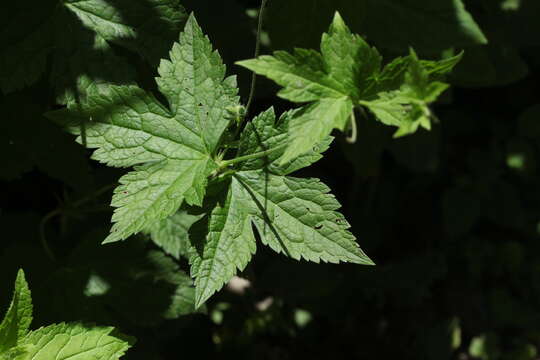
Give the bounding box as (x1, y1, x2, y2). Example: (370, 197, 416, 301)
(235, 117, 293, 258)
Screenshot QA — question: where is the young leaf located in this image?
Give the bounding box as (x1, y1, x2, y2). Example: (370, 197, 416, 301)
(238, 12, 379, 163)
(238, 12, 460, 162)
(14, 323, 131, 360)
(48, 15, 240, 244)
(0, 270, 33, 353)
(360, 49, 452, 137)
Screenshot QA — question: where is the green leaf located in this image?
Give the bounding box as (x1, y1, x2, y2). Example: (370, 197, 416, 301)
(279, 98, 352, 164)
(188, 167, 373, 306)
(146, 210, 204, 260)
(0, 0, 186, 95)
(13, 323, 131, 360)
(48, 15, 240, 244)
(239, 12, 459, 160)
(0, 270, 33, 353)
(233, 171, 374, 265)
(361, 50, 453, 137)
(189, 185, 257, 307)
(52, 235, 202, 325)
(237, 12, 379, 161)
(420, 51, 464, 76)
(237, 108, 332, 175)
(63, 0, 186, 65)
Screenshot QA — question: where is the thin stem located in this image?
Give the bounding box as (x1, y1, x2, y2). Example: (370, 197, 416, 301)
(245, 0, 269, 115)
(72, 183, 115, 208)
(40, 209, 61, 262)
(346, 110, 358, 143)
(219, 144, 286, 169)
(38, 183, 115, 262)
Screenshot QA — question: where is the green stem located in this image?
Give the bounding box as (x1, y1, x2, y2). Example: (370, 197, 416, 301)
(40, 209, 61, 262)
(218, 144, 286, 170)
(245, 0, 269, 116)
(346, 110, 358, 143)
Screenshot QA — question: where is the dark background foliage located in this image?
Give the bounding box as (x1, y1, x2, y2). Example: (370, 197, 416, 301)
(1, 0, 540, 359)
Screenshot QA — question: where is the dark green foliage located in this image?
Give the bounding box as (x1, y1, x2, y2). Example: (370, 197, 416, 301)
(1, 0, 540, 359)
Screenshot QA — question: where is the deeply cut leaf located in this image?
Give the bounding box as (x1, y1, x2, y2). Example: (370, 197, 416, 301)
(189, 166, 373, 307)
(361, 49, 454, 137)
(238, 12, 461, 162)
(48, 15, 240, 244)
(238, 12, 378, 163)
(234, 171, 374, 265)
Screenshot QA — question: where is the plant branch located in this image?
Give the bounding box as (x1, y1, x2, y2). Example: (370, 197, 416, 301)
(218, 144, 286, 170)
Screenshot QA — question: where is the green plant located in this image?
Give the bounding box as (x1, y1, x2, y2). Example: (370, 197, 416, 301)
(0, 270, 132, 360)
(4, 0, 538, 359)
(47, 11, 458, 309)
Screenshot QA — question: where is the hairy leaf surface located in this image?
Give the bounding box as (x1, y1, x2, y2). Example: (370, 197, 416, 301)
(14, 323, 131, 360)
(49, 15, 240, 244)
(189, 185, 257, 307)
(237, 108, 332, 175)
(189, 166, 373, 306)
(234, 171, 373, 265)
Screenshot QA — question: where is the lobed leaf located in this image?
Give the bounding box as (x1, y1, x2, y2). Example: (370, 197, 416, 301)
(234, 171, 374, 265)
(238, 12, 461, 161)
(49, 15, 240, 244)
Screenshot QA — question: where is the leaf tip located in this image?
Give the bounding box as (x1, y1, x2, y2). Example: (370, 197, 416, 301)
(101, 232, 122, 245)
(331, 11, 345, 28)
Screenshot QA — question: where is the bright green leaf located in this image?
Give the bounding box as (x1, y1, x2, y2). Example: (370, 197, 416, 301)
(236, 108, 332, 175)
(48, 15, 240, 244)
(237, 12, 379, 161)
(361, 49, 452, 137)
(14, 323, 131, 360)
(0, 270, 33, 353)
(279, 98, 352, 164)
(239, 12, 460, 159)
(234, 171, 374, 265)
